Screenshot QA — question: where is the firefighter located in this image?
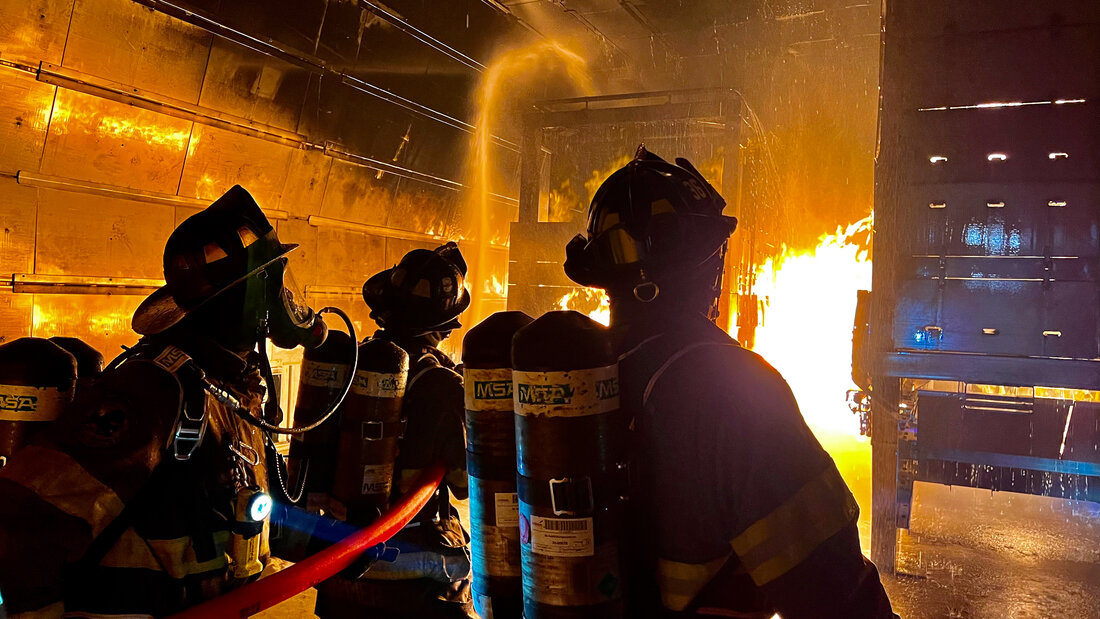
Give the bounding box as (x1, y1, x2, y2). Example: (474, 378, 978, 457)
(0, 185, 330, 617)
(313, 242, 476, 619)
(563, 147, 897, 618)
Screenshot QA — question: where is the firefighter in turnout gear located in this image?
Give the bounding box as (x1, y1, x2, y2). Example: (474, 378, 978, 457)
(313, 241, 476, 619)
(0, 185, 330, 617)
(563, 147, 897, 618)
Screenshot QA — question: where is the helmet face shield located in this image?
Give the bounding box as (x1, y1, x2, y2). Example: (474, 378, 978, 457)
(268, 260, 327, 350)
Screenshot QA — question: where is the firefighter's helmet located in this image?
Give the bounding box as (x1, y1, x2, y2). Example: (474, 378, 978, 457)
(564, 146, 736, 293)
(133, 185, 297, 335)
(363, 242, 471, 332)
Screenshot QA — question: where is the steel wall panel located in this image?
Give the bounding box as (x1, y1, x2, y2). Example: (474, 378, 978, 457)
(1042, 281, 1100, 359)
(907, 106, 1099, 185)
(198, 38, 309, 133)
(64, 0, 211, 104)
(318, 160, 394, 227)
(35, 188, 173, 279)
(0, 0, 75, 65)
(310, 228, 385, 288)
(30, 292, 143, 360)
(0, 290, 33, 343)
(893, 24, 1100, 106)
(0, 71, 57, 174)
(384, 238, 435, 267)
(894, 278, 1099, 359)
(380, 181, 454, 238)
(891, 1, 1100, 35)
(40, 89, 191, 193)
(279, 148, 331, 218)
(178, 124, 294, 208)
(0, 179, 38, 274)
(902, 182, 1100, 257)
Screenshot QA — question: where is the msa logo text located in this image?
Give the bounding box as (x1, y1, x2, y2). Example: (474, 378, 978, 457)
(596, 378, 619, 400)
(474, 380, 512, 400)
(309, 365, 341, 383)
(517, 384, 574, 405)
(0, 394, 37, 413)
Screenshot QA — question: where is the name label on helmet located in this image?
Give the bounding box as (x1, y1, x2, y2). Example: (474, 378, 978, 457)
(301, 361, 350, 390)
(464, 368, 513, 412)
(513, 365, 619, 418)
(0, 384, 73, 422)
(351, 370, 407, 398)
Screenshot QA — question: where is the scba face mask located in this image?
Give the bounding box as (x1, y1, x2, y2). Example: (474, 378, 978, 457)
(265, 260, 328, 350)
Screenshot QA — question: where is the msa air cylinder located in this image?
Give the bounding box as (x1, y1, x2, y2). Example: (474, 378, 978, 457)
(288, 330, 354, 505)
(0, 338, 78, 467)
(331, 338, 408, 522)
(512, 311, 626, 618)
(463, 311, 535, 619)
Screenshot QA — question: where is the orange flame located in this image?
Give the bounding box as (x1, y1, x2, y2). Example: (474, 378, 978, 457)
(554, 287, 610, 326)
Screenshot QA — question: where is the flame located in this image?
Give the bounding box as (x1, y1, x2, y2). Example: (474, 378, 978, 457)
(745, 214, 874, 544)
(50, 93, 192, 150)
(554, 287, 610, 326)
(482, 274, 506, 298)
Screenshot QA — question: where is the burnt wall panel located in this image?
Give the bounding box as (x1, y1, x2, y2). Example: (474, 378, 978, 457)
(318, 160, 392, 227)
(64, 0, 212, 103)
(178, 125, 294, 208)
(0, 0, 76, 65)
(31, 292, 144, 360)
(0, 182, 39, 274)
(34, 189, 173, 279)
(40, 88, 192, 193)
(198, 38, 309, 133)
(279, 148, 332, 218)
(0, 291, 33, 344)
(0, 72, 57, 174)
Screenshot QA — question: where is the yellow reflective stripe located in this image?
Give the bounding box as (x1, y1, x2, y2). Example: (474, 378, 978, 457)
(657, 553, 730, 611)
(0, 446, 125, 538)
(11, 601, 64, 618)
(100, 529, 230, 579)
(730, 466, 858, 586)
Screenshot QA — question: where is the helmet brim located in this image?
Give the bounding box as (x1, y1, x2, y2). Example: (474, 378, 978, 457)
(132, 243, 298, 335)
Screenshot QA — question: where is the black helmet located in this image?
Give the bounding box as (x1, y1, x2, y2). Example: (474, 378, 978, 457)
(133, 185, 296, 335)
(363, 242, 471, 333)
(564, 146, 737, 293)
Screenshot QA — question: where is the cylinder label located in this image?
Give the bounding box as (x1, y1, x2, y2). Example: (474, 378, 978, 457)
(360, 462, 395, 495)
(513, 365, 618, 418)
(465, 368, 514, 411)
(495, 492, 519, 527)
(301, 361, 349, 389)
(351, 370, 407, 398)
(0, 384, 72, 422)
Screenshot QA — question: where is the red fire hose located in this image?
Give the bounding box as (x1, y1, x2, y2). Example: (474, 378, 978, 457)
(169, 463, 445, 619)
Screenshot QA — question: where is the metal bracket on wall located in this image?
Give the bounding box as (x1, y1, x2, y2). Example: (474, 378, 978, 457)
(9, 273, 164, 295)
(14, 171, 289, 220)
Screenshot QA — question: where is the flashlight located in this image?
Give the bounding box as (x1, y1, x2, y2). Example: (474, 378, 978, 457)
(231, 487, 272, 579)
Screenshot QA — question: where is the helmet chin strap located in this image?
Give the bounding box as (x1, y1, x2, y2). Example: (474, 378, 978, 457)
(632, 270, 660, 303)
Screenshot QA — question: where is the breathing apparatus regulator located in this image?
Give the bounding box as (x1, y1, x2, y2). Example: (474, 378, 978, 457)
(126, 185, 361, 575)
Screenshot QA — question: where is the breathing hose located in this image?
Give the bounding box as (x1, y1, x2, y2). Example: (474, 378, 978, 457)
(249, 306, 358, 435)
(167, 463, 445, 619)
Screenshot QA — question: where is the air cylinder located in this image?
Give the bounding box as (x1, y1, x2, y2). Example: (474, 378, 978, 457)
(0, 338, 78, 467)
(463, 311, 534, 619)
(48, 337, 104, 385)
(331, 337, 409, 524)
(289, 330, 355, 507)
(512, 311, 626, 618)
